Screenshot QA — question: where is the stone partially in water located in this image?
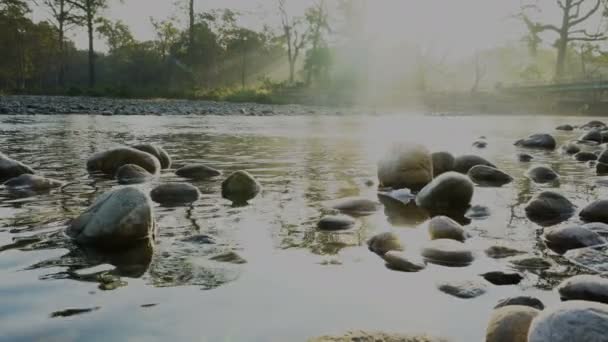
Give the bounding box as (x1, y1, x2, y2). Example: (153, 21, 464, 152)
(544, 225, 606, 254)
(66, 187, 155, 248)
(556, 124, 574, 131)
(428, 216, 467, 242)
(453, 154, 496, 174)
(416, 172, 474, 211)
(382, 251, 426, 272)
(0, 152, 35, 181)
(515, 133, 556, 150)
(175, 164, 222, 180)
(329, 197, 380, 216)
(150, 183, 200, 205)
(597, 149, 608, 164)
(317, 215, 356, 231)
(525, 165, 559, 183)
(87, 147, 161, 175)
(580, 200, 608, 224)
(437, 280, 487, 299)
(221, 170, 261, 204)
(472, 140, 487, 149)
(494, 296, 545, 310)
(210, 251, 247, 264)
(485, 245, 526, 259)
(579, 129, 603, 144)
(575, 151, 598, 162)
(558, 275, 608, 304)
(115, 164, 151, 184)
(560, 143, 580, 155)
(367, 232, 404, 255)
(580, 120, 607, 130)
(132, 143, 171, 169)
(421, 239, 474, 267)
(3, 174, 63, 190)
(564, 245, 608, 273)
(509, 256, 552, 270)
(481, 271, 523, 285)
(517, 153, 533, 162)
(466, 205, 491, 220)
(431, 151, 455, 177)
(467, 165, 513, 187)
(486, 305, 539, 342)
(584, 222, 608, 238)
(377, 143, 433, 191)
(596, 162, 608, 175)
(528, 301, 608, 342)
(525, 191, 575, 226)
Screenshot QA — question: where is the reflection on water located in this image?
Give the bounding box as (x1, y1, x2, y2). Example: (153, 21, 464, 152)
(0, 113, 605, 341)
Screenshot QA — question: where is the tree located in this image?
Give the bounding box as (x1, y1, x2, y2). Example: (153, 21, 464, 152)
(278, 0, 308, 84)
(471, 52, 487, 93)
(42, 0, 78, 87)
(150, 17, 179, 60)
(96, 18, 134, 52)
(520, 0, 606, 81)
(303, 0, 330, 86)
(65, 0, 110, 88)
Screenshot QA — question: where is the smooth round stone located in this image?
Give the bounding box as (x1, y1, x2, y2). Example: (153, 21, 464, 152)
(486, 306, 540, 342)
(382, 251, 426, 272)
(437, 280, 487, 299)
(544, 225, 606, 254)
(517, 153, 533, 162)
(485, 245, 526, 259)
(597, 162, 608, 175)
(495, 296, 545, 310)
(416, 172, 474, 211)
(116, 164, 151, 185)
(510, 256, 552, 270)
(528, 301, 608, 342)
(367, 232, 404, 255)
(561, 143, 581, 155)
(317, 215, 356, 231)
(431, 151, 455, 177)
(453, 154, 496, 174)
(175, 164, 222, 180)
(575, 151, 598, 162)
(525, 191, 575, 226)
(515, 133, 556, 150)
(329, 197, 380, 216)
(556, 124, 574, 131)
(221, 170, 261, 204)
(150, 183, 200, 205)
(377, 143, 433, 191)
(467, 165, 513, 187)
(580, 200, 608, 224)
(481, 271, 523, 285)
(421, 239, 474, 266)
(525, 165, 559, 183)
(87, 147, 161, 175)
(579, 129, 603, 144)
(428, 216, 467, 242)
(558, 275, 608, 304)
(132, 143, 171, 169)
(0, 152, 35, 181)
(3, 174, 63, 190)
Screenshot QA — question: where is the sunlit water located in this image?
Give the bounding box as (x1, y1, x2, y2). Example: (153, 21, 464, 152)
(0, 113, 605, 341)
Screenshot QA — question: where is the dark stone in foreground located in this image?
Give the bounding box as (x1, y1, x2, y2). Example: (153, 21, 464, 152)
(525, 191, 575, 226)
(526, 165, 559, 183)
(431, 151, 455, 177)
(150, 183, 200, 205)
(467, 165, 513, 186)
(544, 225, 606, 254)
(556, 124, 574, 131)
(574, 151, 598, 162)
(481, 271, 523, 285)
(580, 200, 608, 224)
(517, 153, 533, 162)
(221, 170, 261, 204)
(416, 172, 474, 211)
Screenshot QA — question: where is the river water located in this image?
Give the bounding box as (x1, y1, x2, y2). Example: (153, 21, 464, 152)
(0, 113, 604, 341)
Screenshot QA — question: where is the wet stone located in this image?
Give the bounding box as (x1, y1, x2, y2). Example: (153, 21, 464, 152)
(367, 232, 404, 255)
(317, 215, 356, 231)
(485, 245, 526, 259)
(209, 251, 247, 264)
(517, 153, 533, 162)
(175, 164, 222, 180)
(421, 239, 474, 267)
(150, 183, 200, 205)
(509, 256, 552, 270)
(485, 305, 539, 342)
(525, 191, 575, 227)
(494, 296, 545, 310)
(564, 245, 608, 273)
(525, 165, 559, 183)
(437, 280, 487, 299)
(329, 197, 380, 216)
(382, 251, 426, 272)
(558, 275, 608, 304)
(480, 271, 523, 285)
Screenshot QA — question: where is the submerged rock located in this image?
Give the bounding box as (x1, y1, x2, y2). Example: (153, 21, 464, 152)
(0, 152, 34, 181)
(132, 143, 171, 169)
(528, 301, 608, 342)
(382, 251, 426, 272)
(175, 164, 222, 180)
(467, 165, 513, 186)
(221, 170, 261, 204)
(517, 153, 533, 162)
(525, 191, 575, 226)
(510, 256, 552, 270)
(481, 271, 523, 285)
(428, 216, 467, 242)
(515, 133, 556, 150)
(66, 187, 155, 248)
(431, 151, 455, 177)
(561, 143, 581, 155)
(377, 143, 433, 191)
(416, 172, 474, 211)
(453, 154, 495, 174)
(87, 147, 161, 175)
(3, 174, 62, 190)
(115, 164, 151, 184)
(486, 305, 539, 342)
(494, 296, 545, 310)
(485, 245, 526, 259)
(472, 140, 487, 149)
(150, 183, 200, 205)
(579, 129, 603, 144)
(558, 275, 608, 304)
(317, 215, 356, 231)
(329, 197, 380, 216)
(564, 245, 608, 273)
(437, 280, 487, 299)
(544, 225, 606, 254)
(421, 239, 474, 266)
(575, 151, 598, 162)
(367, 232, 404, 255)
(210, 251, 247, 264)
(526, 165, 559, 183)
(580, 200, 608, 224)
(556, 124, 574, 131)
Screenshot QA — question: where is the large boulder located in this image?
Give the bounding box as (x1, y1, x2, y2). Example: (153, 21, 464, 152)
(87, 147, 161, 175)
(66, 187, 155, 248)
(428, 216, 467, 242)
(132, 143, 171, 169)
(0, 152, 34, 181)
(453, 154, 496, 174)
(3, 174, 62, 190)
(421, 239, 474, 266)
(526, 165, 559, 183)
(467, 165, 513, 187)
(486, 306, 540, 342)
(221, 170, 261, 204)
(175, 164, 222, 180)
(115, 164, 151, 185)
(416, 172, 474, 211)
(544, 225, 606, 254)
(515, 134, 556, 150)
(558, 275, 608, 304)
(579, 129, 603, 144)
(525, 191, 575, 226)
(377, 143, 433, 191)
(150, 183, 200, 205)
(367, 232, 404, 255)
(431, 151, 455, 177)
(528, 301, 608, 342)
(580, 200, 608, 224)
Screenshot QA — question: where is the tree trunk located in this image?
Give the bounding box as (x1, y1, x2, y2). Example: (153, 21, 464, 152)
(87, 11, 95, 88)
(188, 0, 194, 52)
(58, 14, 65, 87)
(555, 2, 571, 81)
(289, 60, 295, 84)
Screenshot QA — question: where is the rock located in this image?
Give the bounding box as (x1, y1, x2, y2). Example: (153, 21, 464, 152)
(221, 170, 261, 204)
(210, 251, 247, 264)
(579, 129, 603, 144)
(481, 271, 524, 285)
(473, 140, 487, 148)
(431, 151, 455, 177)
(87, 147, 161, 175)
(515, 134, 556, 150)
(132, 144, 171, 169)
(584, 222, 608, 238)
(525, 191, 575, 226)
(564, 245, 608, 273)
(556, 124, 574, 131)
(486, 306, 539, 342)
(597, 149, 608, 164)
(466, 205, 491, 220)
(377, 143, 433, 191)
(597, 162, 608, 175)
(580, 200, 608, 224)
(329, 197, 380, 216)
(66, 187, 155, 248)
(544, 225, 606, 254)
(575, 151, 598, 162)
(3, 174, 62, 190)
(558, 275, 608, 304)
(528, 301, 608, 342)
(525, 165, 559, 183)
(416, 172, 474, 211)
(115, 164, 151, 184)
(382, 251, 426, 272)
(561, 143, 581, 155)
(421, 239, 474, 267)
(367, 232, 404, 255)
(317, 215, 356, 231)
(453, 154, 496, 174)
(150, 183, 200, 205)
(428, 216, 467, 242)
(0, 153, 34, 181)
(517, 153, 533, 162)
(485, 245, 526, 259)
(175, 164, 222, 180)
(495, 296, 545, 310)
(437, 280, 487, 299)
(467, 165, 513, 186)
(580, 120, 607, 130)
(308, 331, 447, 342)
(510, 256, 552, 270)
